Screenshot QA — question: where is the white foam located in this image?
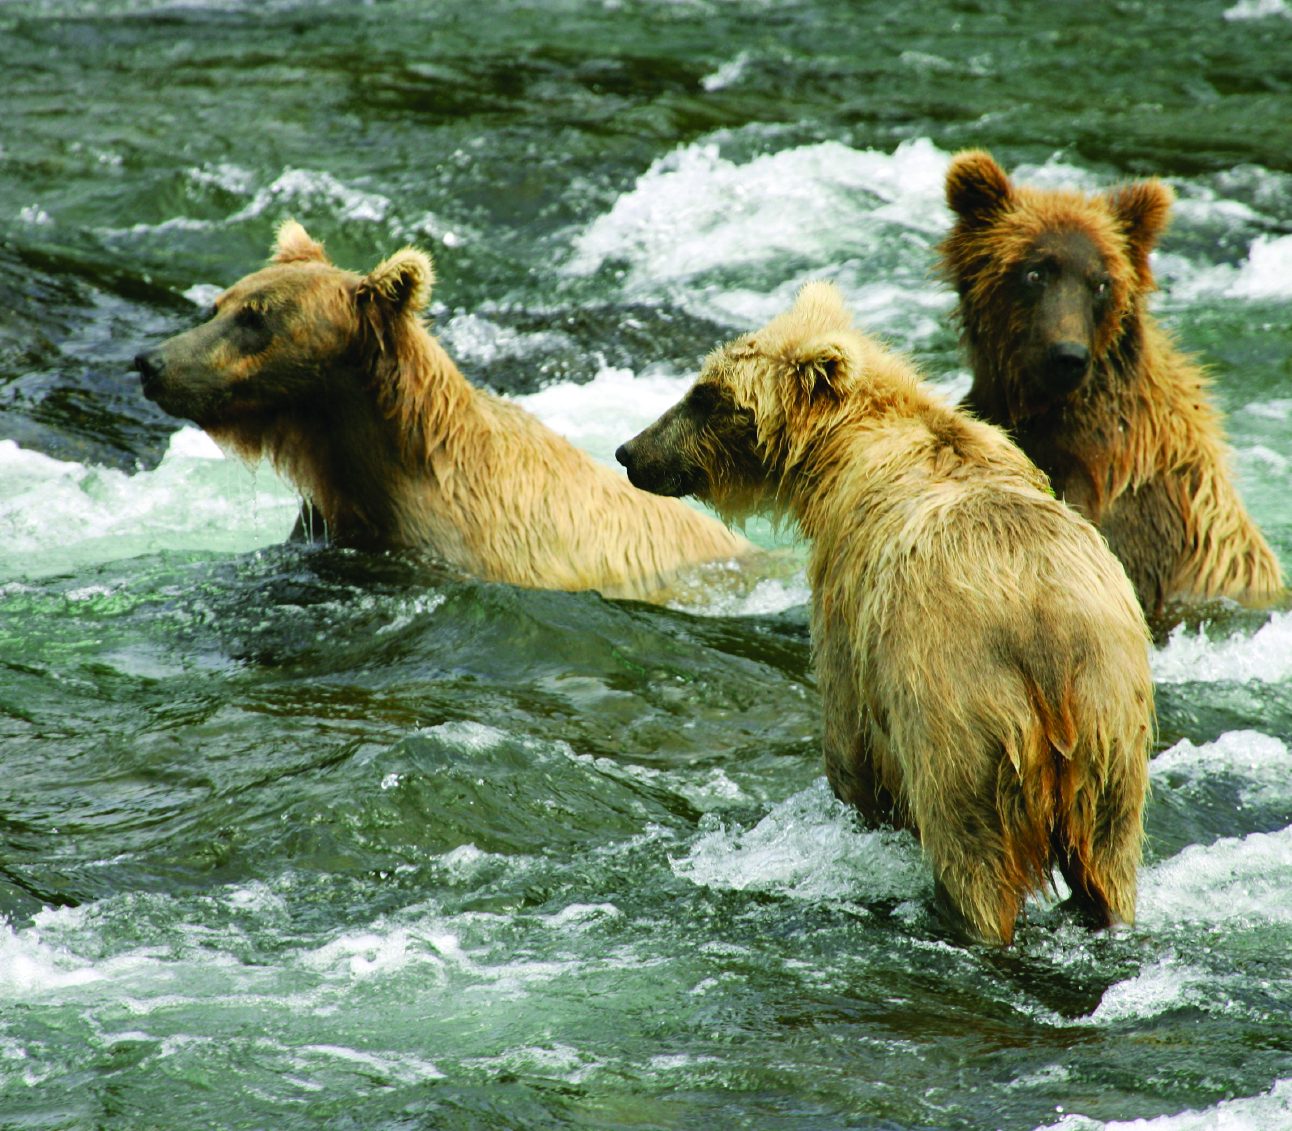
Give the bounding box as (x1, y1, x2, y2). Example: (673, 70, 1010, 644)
(1224, 0, 1290, 19)
(1152, 730, 1292, 806)
(1161, 228, 1292, 304)
(513, 364, 693, 467)
(539, 903, 622, 930)
(294, 1043, 445, 1083)
(1226, 233, 1292, 299)
(1138, 826, 1292, 930)
(417, 719, 512, 753)
(465, 1043, 604, 1086)
(1090, 953, 1214, 1024)
(300, 925, 454, 981)
(186, 161, 257, 196)
(0, 430, 297, 581)
(1051, 1078, 1292, 1130)
(560, 133, 1279, 327)
(700, 571, 812, 616)
(0, 904, 188, 1001)
(1152, 612, 1292, 685)
(0, 917, 104, 996)
(671, 778, 927, 904)
(1242, 398, 1292, 422)
(700, 51, 752, 91)
(437, 311, 575, 368)
(565, 135, 953, 336)
(228, 167, 391, 225)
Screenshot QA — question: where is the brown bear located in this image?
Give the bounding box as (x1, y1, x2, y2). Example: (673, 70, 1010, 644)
(940, 149, 1283, 625)
(134, 220, 749, 601)
(616, 283, 1154, 945)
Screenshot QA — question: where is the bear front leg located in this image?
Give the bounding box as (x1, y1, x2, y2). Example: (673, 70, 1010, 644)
(817, 656, 900, 825)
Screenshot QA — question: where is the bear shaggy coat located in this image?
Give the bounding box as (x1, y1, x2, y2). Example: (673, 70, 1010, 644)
(617, 283, 1154, 945)
(941, 150, 1283, 624)
(134, 221, 747, 601)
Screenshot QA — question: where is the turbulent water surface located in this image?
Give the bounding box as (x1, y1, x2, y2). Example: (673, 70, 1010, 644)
(3, 2, 1292, 1128)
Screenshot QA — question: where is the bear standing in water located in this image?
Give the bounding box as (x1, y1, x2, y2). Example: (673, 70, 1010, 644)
(617, 283, 1154, 945)
(940, 150, 1282, 626)
(134, 221, 748, 602)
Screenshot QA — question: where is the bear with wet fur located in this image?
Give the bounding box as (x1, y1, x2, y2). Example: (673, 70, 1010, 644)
(617, 283, 1154, 945)
(940, 150, 1282, 624)
(134, 220, 748, 600)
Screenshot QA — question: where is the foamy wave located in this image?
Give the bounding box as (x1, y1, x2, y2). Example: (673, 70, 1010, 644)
(0, 915, 105, 997)
(228, 167, 391, 225)
(0, 431, 297, 580)
(292, 1043, 444, 1084)
(1089, 953, 1215, 1024)
(513, 364, 692, 466)
(437, 311, 576, 369)
(186, 161, 257, 196)
(671, 778, 927, 904)
(300, 924, 454, 982)
(700, 51, 752, 91)
(1226, 233, 1292, 298)
(1224, 0, 1291, 19)
(565, 135, 954, 337)
(466, 1042, 605, 1087)
(1152, 612, 1292, 684)
(1152, 730, 1292, 806)
(1052, 1078, 1292, 1130)
(1138, 826, 1292, 930)
(1167, 232, 1292, 302)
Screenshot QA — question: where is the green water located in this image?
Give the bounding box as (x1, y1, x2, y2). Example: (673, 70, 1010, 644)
(2, 2, 1292, 1128)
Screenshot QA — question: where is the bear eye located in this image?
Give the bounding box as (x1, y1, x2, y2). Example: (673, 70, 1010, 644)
(235, 307, 267, 332)
(1093, 278, 1110, 298)
(1024, 268, 1043, 287)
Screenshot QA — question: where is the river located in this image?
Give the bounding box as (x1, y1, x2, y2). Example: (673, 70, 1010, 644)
(2, 1, 1291, 1128)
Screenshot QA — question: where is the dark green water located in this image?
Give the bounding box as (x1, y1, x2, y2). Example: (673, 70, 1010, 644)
(2, 2, 1292, 1128)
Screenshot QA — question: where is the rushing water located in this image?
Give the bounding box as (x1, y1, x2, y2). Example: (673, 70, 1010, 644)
(3, 2, 1292, 1128)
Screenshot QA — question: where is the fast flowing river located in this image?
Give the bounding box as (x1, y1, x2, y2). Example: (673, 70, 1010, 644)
(2, 2, 1291, 1128)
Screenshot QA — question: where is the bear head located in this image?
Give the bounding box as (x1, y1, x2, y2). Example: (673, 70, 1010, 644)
(616, 282, 863, 522)
(134, 220, 434, 459)
(940, 150, 1173, 421)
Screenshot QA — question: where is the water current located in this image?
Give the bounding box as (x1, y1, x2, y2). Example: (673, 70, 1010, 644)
(2, 1, 1291, 1128)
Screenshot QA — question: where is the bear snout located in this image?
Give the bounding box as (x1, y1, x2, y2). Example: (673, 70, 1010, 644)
(1044, 340, 1091, 395)
(616, 435, 692, 497)
(616, 439, 656, 492)
(133, 350, 166, 398)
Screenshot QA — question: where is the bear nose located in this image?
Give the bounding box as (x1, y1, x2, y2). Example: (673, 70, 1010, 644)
(614, 442, 631, 468)
(133, 351, 166, 396)
(1046, 341, 1091, 391)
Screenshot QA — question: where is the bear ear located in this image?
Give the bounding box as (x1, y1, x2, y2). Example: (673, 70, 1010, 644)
(272, 219, 330, 265)
(945, 150, 1014, 226)
(791, 281, 853, 333)
(357, 247, 435, 316)
(786, 334, 855, 407)
(777, 284, 856, 405)
(1108, 179, 1174, 284)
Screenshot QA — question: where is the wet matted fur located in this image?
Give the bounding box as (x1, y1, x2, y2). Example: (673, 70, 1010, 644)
(135, 221, 748, 601)
(618, 283, 1154, 945)
(941, 150, 1282, 624)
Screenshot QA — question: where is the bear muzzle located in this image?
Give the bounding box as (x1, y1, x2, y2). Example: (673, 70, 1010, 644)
(1044, 340, 1092, 396)
(616, 437, 704, 498)
(133, 350, 167, 401)
(615, 439, 655, 491)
